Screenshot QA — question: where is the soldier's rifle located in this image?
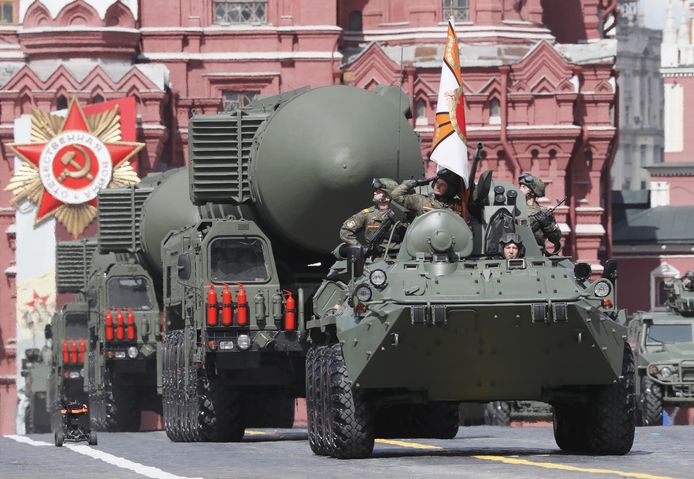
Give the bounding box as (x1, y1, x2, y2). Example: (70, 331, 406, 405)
(364, 209, 398, 259)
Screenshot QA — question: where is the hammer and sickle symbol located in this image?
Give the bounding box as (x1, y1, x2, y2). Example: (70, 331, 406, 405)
(57, 145, 94, 183)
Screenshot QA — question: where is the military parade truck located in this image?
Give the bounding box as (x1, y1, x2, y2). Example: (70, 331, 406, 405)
(21, 347, 51, 433)
(629, 276, 694, 426)
(306, 172, 634, 458)
(95, 85, 422, 442)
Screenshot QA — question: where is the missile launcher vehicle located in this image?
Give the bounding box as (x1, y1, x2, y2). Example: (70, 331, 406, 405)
(629, 276, 694, 426)
(306, 172, 635, 458)
(99, 85, 423, 441)
(21, 347, 51, 433)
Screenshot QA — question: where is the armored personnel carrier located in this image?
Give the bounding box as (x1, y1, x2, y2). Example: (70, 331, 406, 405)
(21, 347, 51, 433)
(99, 85, 422, 442)
(306, 172, 634, 458)
(629, 276, 694, 426)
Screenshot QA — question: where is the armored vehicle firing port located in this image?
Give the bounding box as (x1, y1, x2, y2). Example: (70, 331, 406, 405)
(307, 174, 635, 459)
(629, 276, 694, 426)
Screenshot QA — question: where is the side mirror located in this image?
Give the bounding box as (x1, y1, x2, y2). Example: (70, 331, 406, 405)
(44, 324, 53, 340)
(602, 259, 618, 283)
(574, 262, 592, 282)
(177, 254, 192, 280)
(346, 245, 365, 280)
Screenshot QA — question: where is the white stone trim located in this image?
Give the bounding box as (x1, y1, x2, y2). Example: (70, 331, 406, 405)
(139, 51, 342, 61)
(575, 206, 605, 213)
(345, 30, 555, 43)
(202, 72, 281, 78)
(20, 0, 138, 22)
(4, 265, 16, 276)
(664, 82, 684, 152)
(575, 224, 606, 234)
(506, 124, 581, 130)
(558, 222, 571, 234)
(650, 262, 679, 310)
(140, 25, 343, 33)
(18, 26, 140, 35)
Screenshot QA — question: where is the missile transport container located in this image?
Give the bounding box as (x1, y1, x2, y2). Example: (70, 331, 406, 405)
(122, 85, 423, 442)
(629, 277, 694, 426)
(306, 173, 635, 458)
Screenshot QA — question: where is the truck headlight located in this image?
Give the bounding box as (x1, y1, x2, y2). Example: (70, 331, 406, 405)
(127, 346, 139, 359)
(355, 285, 372, 302)
(594, 281, 611, 298)
(660, 367, 673, 379)
(369, 269, 387, 288)
(237, 334, 251, 350)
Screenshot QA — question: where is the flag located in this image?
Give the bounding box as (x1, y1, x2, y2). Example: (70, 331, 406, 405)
(430, 18, 469, 187)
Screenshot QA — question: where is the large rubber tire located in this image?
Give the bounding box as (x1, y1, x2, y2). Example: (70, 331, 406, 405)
(639, 376, 663, 426)
(25, 404, 34, 434)
(484, 401, 511, 426)
(323, 344, 374, 459)
(103, 373, 141, 432)
(194, 367, 245, 442)
(163, 330, 182, 442)
(54, 430, 64, 447)
(307, 346, 329, 456)
(417, 402, 460, 439)
(88, 430, 98, 446)
(553, 343, 635, 455)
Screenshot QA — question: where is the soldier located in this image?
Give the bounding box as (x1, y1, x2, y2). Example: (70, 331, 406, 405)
(390, 168, 461, 216)
(518, 173, 561, 253)
(499, 232, 525, 260)
(683, 271, 694, 291)
(339, 178, 399, 251)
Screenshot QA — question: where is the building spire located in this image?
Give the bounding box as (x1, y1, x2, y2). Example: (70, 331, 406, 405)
(678, 0, 690, 47)
(664, 0, 677, 44)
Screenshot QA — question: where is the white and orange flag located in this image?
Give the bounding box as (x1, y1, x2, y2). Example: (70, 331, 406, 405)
(430, 18, 468, 187)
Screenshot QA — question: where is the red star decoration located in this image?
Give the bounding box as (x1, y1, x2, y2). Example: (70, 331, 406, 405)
(25, 290, 44, 309)
(10, 100, 142, 223)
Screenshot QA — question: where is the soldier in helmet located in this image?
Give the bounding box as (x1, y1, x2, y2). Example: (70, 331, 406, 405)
(683, 271, 694, 291)
(499, 232, 525, 260)
(518, 173, 561, 253)
(340, 178, 399, 250)
(390, 168, 461, 216)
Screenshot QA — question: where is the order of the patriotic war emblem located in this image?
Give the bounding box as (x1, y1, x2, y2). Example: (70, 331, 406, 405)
(6, 97, 144, 236)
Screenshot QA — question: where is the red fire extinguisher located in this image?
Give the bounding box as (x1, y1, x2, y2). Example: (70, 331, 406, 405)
(115, 309, 124, 341)
(235, 283, 248, 326)
(207, 284, 218, 326)
(284, 290, 296, 331)
(222, 284, 233, 326)
(105, 310, 114, 341)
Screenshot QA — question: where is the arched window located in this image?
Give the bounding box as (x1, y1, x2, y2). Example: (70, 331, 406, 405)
(651, 263, 679, 310)
(56, 95, 68, 110)
(415, 99, 428, 126)
(349, 11, 363, 31)
(443, 0, 469, 22)
(488, 98, 500, 125)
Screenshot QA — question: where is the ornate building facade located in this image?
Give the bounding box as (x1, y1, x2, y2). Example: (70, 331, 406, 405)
(0, 0, 619, 433)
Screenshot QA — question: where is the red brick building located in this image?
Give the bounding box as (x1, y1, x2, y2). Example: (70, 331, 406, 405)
(0, 0, 619, 434)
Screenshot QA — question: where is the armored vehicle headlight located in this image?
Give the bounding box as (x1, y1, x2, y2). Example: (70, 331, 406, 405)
(660, 367, 673, 379)
(127, 346, 139, 359)
(219, 341, 234, 350)
(594, 281, 611, 298)
(69, 371, 80, 379)
(114, 351, 126, 359)
(355, 285, 372, 302)
(369, 269, 387, 288)
(237, 334, 251, 350)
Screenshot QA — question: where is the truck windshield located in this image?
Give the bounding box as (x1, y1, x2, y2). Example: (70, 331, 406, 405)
(647, 324, 693, 344)
(210, 238, 269, 283)
(64, 314, 87, 338)
(107, 277, 153, 310)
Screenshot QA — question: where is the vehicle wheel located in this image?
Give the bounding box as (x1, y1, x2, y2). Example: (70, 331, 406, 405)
(54, 430, 64, 447)
(417, 402, 460, 439)
(585, 343, 636, 455)
(639, 376, 663, 426)
(88, 430, 98, 446)
(323, 344, 374, 459)
(25, 403, 34, 434)
(163, 330, 177, 441)
(484, 401, 511, 426)
(307, 346, 329, 455)
(194, 367, 245, 442)
(553, 403, 587, 452)
(103, 373, 140, 432)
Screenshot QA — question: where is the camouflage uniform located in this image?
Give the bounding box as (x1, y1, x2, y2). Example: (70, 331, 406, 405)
(340, 207, 391, 246)
(526, 203, 561, 248)
(390, 179, 451, 216)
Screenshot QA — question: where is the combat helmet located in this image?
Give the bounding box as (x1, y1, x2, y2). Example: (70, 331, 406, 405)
(499, 232, 525, 258)
(436, 168, 461, 200)
(518, 173, 545, 198)
(372, 178, 399, 196)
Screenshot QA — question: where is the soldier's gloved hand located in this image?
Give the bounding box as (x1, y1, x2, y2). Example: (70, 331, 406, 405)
(534, 210, 554, 228)
(415, 174, 438, 187)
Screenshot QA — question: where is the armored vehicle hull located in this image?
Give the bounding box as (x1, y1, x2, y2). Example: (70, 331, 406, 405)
(307, 179, 634, 458)
(22, 348, 51, 433)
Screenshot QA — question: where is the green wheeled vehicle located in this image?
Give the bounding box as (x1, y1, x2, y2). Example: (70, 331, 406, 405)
(306, 171, 635, 458)
(21, 347, 51, 433)
(629, 276, 694, 426)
